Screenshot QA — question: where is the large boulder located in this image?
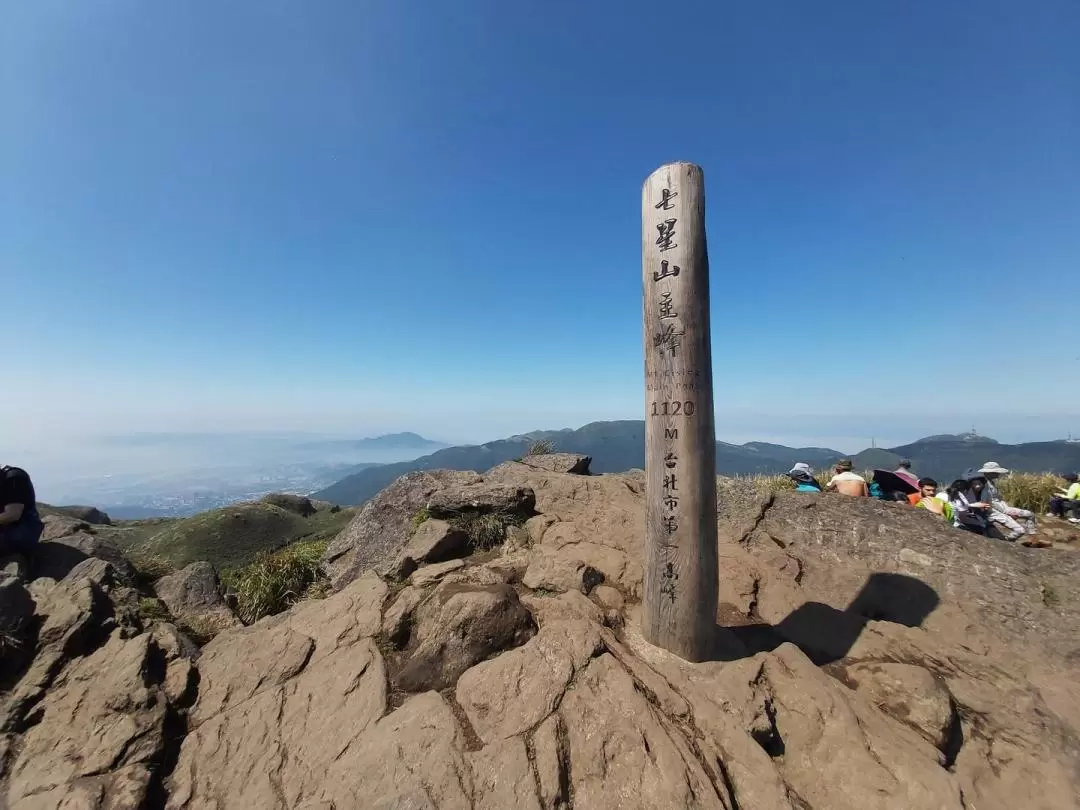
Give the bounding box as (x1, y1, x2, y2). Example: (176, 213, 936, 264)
(720, 490, 1080, 664)
(40, 504, 112, 525)
(520, 452, 592, 475)
(4, 631, 173, 808)
(426, 482, 537, 518)
(396, 581, 536, 692)
(154, 562, 240, 634)
(33, 532, 137, 584)
(322, 469, 483, 589)
(387, 518, 469, 579)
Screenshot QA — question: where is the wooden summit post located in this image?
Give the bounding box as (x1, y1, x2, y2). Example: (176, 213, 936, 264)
(641, 162, 718, 661)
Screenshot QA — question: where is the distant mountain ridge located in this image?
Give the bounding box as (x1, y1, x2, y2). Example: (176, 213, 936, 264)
(314, 421, 1080, 506)
(314, 421, 846, 505)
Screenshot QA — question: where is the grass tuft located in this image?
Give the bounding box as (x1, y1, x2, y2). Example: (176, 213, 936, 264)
(220, 538, 330, 625)
(138, 596, 172, 626)
(410, 508, 432, 531)
(127, 551, 177, 586)
(448, 511, 527, 552)
(527, 439, 556, 456)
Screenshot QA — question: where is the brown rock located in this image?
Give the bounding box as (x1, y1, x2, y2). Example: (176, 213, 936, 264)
(322, 469, 482, 590)
(5, 633, 167, 808)
(390, 518, 469, 578)
(427, 482, 536, 518)
(40, 504, 112, 525)
(397, 582, 536, 692)
(842, 661, 958, 754)
(154, 561, 240, 634)
(456, 618, 603, 743)
(558, 653, 727, 808)
(40, 515, 92, 542)
(522, 548, 604, 594)
(409, 558, 465, 587)
(520, 452, 592, 475)
(167, 577, 391, 808)
(468, 737, 541, 810)
(33, 533, 137, 584)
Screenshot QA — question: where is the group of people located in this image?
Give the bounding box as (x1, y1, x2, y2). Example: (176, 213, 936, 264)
(787, 458, 1079, 548)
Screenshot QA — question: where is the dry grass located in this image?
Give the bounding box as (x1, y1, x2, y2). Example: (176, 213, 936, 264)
(220, 538, 330, 625)
(126, 550, 177, 586)
(995, 473, 1069, 514)
(527, 439, 556, 456)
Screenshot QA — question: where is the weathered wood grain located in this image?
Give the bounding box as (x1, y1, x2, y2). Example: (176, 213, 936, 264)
(641, 162, 718, 661)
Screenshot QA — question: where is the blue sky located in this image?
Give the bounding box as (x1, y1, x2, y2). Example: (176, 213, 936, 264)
(3, 0, 1078, 454)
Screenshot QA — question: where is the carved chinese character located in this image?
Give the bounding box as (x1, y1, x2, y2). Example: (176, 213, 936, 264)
(658, 291, 677, 319)
(664, 452, 677, 469)
(660, 562, 679, 604)
(663, 473, 677, 492)
(654, 188, 678, 211)
(652, 260, 680, 282)
(655, 218, 677, 252)
(662, 514, 679, 534)
(653, 323, 685, 357)
(663, 493, 679, 511)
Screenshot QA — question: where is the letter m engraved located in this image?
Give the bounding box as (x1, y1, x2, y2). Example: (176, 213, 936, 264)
(665, 428, 678, 440)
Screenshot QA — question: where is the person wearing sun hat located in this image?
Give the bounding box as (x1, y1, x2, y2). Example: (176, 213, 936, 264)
(978, 461, 1043, 544)
(786, 462, 823, 492)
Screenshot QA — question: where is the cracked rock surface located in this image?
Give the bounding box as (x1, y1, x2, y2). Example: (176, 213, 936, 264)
(1, 462, 1078, 809)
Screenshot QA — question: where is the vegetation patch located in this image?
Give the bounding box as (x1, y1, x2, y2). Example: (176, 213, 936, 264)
(133, 500, 355, 571)
(138, 596, 172, 626)
(449, 510, 528, 552)
(1041, 584, 1060, 608)
(996, 473, 1066, 515)
(527, 439, 556, 456)
(410, 508, 432, 531)
(127, 550, 177, 587)
(220, 538, 330, 624)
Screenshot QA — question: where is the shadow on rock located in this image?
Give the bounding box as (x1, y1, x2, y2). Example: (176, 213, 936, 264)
(711, 572, 940, 664)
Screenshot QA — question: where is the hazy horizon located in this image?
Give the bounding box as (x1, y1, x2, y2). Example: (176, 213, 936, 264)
(10, 413, 1080, 506)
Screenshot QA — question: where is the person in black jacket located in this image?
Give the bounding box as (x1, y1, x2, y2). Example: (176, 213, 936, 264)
(0, 465, 44, 556)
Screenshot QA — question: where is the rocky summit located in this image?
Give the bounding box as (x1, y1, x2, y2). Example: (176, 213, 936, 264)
(2, 456, 1079, 809)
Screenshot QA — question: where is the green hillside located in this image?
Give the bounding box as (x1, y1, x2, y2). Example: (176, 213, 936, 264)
(315, 420, 847, 506)
(133, 501, 355, 570)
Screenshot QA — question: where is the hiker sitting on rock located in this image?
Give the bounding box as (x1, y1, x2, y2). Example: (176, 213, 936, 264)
(978, 462, 1038, 539)
(1048, 473, 1080, 523)
(786, 463, 823, 492)
(0, 465, 44, 560)
(945, 474, 993, 535)
(911, 478, 954, 523)
(825, 459, 868, 497)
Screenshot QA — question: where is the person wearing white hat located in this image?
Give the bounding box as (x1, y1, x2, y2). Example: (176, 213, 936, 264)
(978, 462, 1042, 544)
(786, 462, 823, 493)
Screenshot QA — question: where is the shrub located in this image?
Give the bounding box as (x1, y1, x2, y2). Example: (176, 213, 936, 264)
(220, 538, 329, 624)
(527, 439, 556, 456)
(995, 473, 1065, 514)
(410, 508, 431, 530)
(449, 511, 526, 552)
(127, 551, 177, 586)
(138, 597, 172, 625)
